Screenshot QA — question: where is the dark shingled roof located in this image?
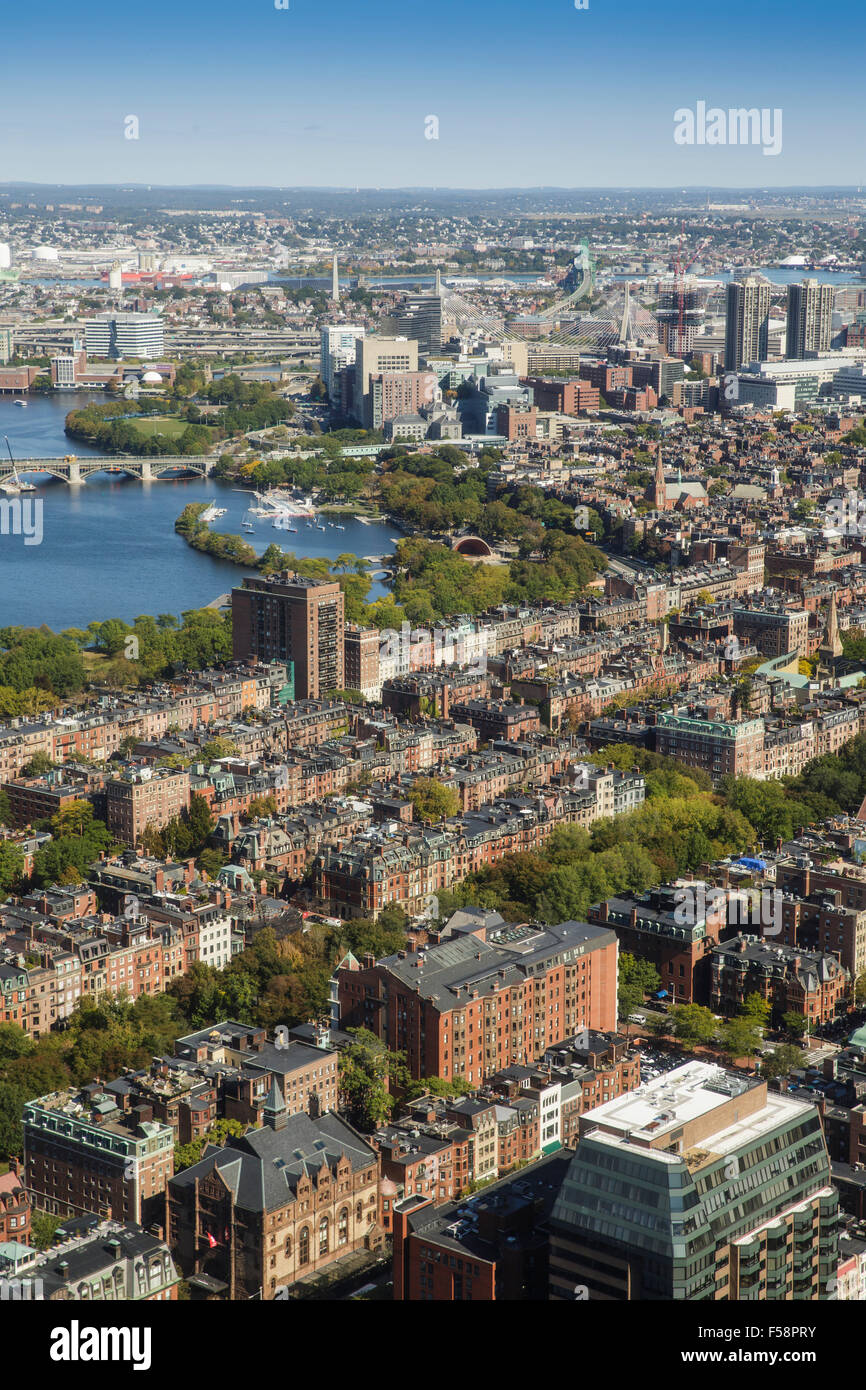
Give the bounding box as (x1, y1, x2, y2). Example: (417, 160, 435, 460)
(169, 1111, 376, 1213)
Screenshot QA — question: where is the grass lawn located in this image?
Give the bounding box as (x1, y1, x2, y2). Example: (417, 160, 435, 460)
(126, 415, 216, 440)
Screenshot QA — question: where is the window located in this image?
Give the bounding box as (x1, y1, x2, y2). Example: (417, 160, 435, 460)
(356, 1200, 363, 1224)
(298, 1227, 309, 1265)
(319, 1215, 329, 1256)
(339, 1207, 349, 1246)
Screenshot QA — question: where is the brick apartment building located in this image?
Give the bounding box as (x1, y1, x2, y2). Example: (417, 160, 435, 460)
(106, 767, 190, 845)
(1, 769, 107, 828)
(23, 1088, 175, 1226)
(732, 604, 810, 659)
(0, 1160, 31, 1245)
(579, 362, 632, 394)
(232, 572, 345, 699)
(710, 935, 850, 1025)
(392, 1151, 571, 1301)
(588, 883, 728, 1005)
(344, 623, 381, 701)
(335, 918, 618, 1084)
(522, 377, 600, 414)
(450, 700, 542, 743)
(495, 404, 538, 441)
(653, 712, 765, 783)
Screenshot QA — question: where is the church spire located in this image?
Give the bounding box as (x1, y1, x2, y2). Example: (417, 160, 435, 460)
(650, 441, 666, 509)
(263, 1075, 288, 1131)
(822, 589, 843, 659)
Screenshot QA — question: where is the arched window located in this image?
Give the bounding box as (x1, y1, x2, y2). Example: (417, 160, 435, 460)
(355, 1199, 363, 1225)
(284, 1234, 292, 1259)
(319, 1215, 329, 1256)
(298, 1227, 309, 1266)
(338, 1207, 349, 1246)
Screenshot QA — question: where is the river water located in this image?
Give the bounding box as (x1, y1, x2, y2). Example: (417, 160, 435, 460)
(0, 392, 396, 631)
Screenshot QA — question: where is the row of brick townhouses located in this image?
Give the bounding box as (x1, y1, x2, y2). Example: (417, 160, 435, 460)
(0, 663, 286, 781)
(374, 1029, 639, 1216)
(315, 775, 645, 920)
(0, 754, 638, 1042)
(0, 891, 237, 1039)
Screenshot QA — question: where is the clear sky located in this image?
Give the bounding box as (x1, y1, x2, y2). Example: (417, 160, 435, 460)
(2, 0, 862, 188)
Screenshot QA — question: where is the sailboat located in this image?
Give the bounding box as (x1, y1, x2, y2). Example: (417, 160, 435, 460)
(1, 438, 36, 495)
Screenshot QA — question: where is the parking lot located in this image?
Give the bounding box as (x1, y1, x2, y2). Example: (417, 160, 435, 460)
(637, 1046, 689, 1082)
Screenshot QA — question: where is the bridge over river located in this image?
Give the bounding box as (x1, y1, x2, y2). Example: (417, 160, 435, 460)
(0, 455, 215, 484)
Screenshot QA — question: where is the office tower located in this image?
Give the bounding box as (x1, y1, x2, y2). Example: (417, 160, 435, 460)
(84, 311, 164, 360)
(352, 336, 419, 426)
(331, 253, 340, 302)
(656, 276, 702, 356)
(549, 1061, 839, 1300)
(724, 278, 771, 371)
(0, 326, 13, 363)
(320, 324, 365, 400)
(232, 572, 345, 699)
(384, 295, 444, 355)
(0, 243, 10, 270)
(786, 279, 834, 359)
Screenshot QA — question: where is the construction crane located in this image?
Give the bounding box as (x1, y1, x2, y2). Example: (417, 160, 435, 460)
(673, 223, 709, 348)
(658, 223, 710, 357)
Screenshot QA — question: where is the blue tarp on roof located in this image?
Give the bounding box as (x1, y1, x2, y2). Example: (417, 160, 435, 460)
(737, 857, 767, 872)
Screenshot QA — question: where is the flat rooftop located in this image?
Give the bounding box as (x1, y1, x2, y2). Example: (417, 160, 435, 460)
(584, 1061, 754, 1140)
(583, 1061, 816, 1162)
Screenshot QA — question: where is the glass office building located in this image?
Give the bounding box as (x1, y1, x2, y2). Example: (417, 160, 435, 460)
(550, 1062, 838, 1300)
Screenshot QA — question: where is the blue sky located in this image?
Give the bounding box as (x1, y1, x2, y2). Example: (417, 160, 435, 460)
(1, 0, 862, 187)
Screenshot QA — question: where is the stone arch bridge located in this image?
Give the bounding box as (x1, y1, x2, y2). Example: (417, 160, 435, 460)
(0, 456, 215, 485)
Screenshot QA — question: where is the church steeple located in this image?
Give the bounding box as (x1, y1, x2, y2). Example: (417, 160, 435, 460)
(820, 590, 843, 660)
(263, 1075, 288, 1131)
(647, 441, 666, 509)
(816, 589, 843, 683)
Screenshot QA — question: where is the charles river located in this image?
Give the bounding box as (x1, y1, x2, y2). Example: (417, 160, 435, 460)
(0, 391, 397, 632)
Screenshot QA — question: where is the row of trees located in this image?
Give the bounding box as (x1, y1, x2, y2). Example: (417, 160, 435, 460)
(0, 609, 234, 703)
(435, 779, 756, 926)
